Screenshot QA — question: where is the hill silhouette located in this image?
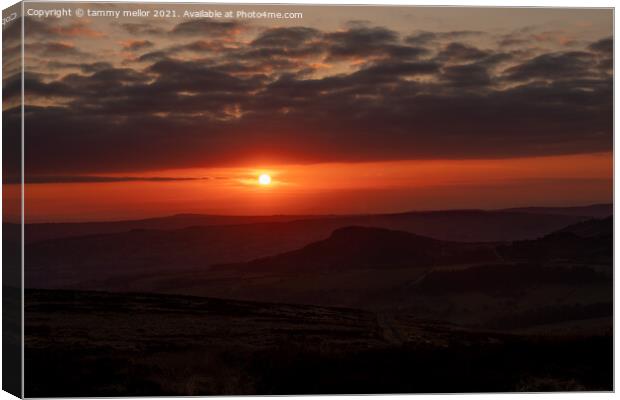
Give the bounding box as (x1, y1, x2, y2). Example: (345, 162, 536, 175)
(16, 205, 606, 244)
(501, 204, 612, 219)
(218, 226, 499, 273)
(25, 208, 588, 289)
(15, 212, 612, 393)
(18, 214, 325, 244)
(499, 217, 612, 264)
(556, 216, 612, 238)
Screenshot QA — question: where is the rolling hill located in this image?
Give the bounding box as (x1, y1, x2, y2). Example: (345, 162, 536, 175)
(16, 205, 607, 244)
(23, 207, 600, 291)
(217, 226, 499, 273)
(502, 204, 612, 219)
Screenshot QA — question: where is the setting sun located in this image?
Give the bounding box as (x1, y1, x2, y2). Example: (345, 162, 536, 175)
(258, 174, 272, 185)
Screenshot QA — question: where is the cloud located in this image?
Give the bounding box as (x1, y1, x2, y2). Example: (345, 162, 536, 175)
(497, 28, 576, 48)
(117, 22, 166, 36)
(437, 42, 490, 62)
(530, 30, 576, 46)
(18, 22, 613, 175)
(25, 18, 104, 38)
(405, 30, 485, 45)
(354, 61, 440, 81)
(251, 27, 322, 47)
(589, 37, 612, 53)
(120, 40, 155, 51)
(18, 176, 212, 184)
(26, 41, 90, 58)
(46, 61, 114, 73)
(137, 50, 171, 63)
(325, 26, 427, 61)
(169, 20, 244, 37)
(49, 22, 105, 38)
(503, 51, 596, 81)
(441, 64, 492, 87)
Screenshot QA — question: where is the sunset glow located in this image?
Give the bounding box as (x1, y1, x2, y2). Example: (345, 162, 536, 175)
(3, 5, 610, 224)
(10, 152, 611, 223)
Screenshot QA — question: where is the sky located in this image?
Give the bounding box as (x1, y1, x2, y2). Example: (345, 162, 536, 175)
(2, 4, 613, 221)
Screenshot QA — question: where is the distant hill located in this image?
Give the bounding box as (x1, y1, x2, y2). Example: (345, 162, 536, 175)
(24, 209, 605, 291)
(18, 206, 598, 244)
(18, 214, 326, 244)
(218, 226, 499, 273)
(498, 217, 612, 265)
(25, 221, 340, 289)
(417, 264, 609, 296)
(187, 219, 611, 315)
(23, 218, 612, 331)
(557, 216, 612, 238)
(501, 204, 612, 219)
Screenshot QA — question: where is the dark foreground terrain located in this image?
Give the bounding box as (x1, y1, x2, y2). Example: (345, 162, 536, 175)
(20, 206, 613, 395)
(25, 289, 612, 396)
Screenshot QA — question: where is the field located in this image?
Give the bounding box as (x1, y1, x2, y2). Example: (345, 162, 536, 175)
(25, 289, 612, 396)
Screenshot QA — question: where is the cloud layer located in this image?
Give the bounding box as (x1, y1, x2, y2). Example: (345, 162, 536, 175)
(9, 15, 613, 174)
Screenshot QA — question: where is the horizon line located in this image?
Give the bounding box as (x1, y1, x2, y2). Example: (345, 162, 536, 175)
(12, 202, 613, 225)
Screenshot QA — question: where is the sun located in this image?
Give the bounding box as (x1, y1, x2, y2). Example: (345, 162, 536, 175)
(258, 173, 271, 185)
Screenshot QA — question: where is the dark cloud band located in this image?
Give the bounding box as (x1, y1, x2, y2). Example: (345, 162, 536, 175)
(14, 17, 613, 175)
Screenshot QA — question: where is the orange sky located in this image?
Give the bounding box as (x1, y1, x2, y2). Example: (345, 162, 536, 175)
(3, 6, 612, 223)
(9, 151, 612, 222)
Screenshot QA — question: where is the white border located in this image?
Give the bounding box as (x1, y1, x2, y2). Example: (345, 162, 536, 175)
(0, 1, 616, 399)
